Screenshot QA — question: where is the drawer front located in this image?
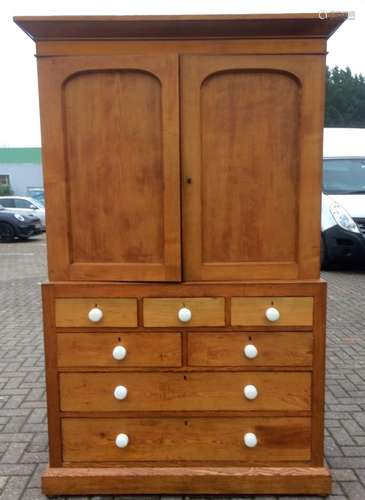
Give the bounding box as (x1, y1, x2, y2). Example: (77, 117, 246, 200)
(62, 417, 311, 463)
(55, 298, 137, 328)
(231, 297, 313, 327)
(143, 297, 225, 327)
(188, 332, 313, 367)
(57, 332, 182, 368)
(59, 372, 311, 412)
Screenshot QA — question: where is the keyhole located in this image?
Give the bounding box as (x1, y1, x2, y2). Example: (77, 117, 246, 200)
(186, 177, 192, 184)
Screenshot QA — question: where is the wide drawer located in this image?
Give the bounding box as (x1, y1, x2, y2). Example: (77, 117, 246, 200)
(59, 372, 311, 412)
(57, 332, 182, 368)
(143, 297, 225, 327)
(231, 297, 313, 327)
(62, 417, 311, 463)
(188, 332, 313, 367)
(55, 298, 137, 328)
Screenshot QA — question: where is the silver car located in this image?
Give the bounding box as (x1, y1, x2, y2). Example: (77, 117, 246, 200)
(0, 196, 46, 230)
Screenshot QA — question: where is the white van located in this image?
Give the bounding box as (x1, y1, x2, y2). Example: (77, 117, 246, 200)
(322, 128, 365, 266)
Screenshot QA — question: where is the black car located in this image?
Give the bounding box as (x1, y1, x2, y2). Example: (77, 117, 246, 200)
(0, 206, 42, 242)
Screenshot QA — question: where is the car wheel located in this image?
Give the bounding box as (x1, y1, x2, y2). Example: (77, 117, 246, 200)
(0, 222, 15, 242)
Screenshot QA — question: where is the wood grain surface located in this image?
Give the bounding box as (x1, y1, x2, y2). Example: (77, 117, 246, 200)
(59, 371, 311, 412)
(62, 416, 311, 462)
(42, 465, 331, 495)
(143, 297, 225, 327)
(55, 298, 137, 327)
(231, 297, 313, 326)
(187, 332, 313, 367)
(57, 332, 182, 368)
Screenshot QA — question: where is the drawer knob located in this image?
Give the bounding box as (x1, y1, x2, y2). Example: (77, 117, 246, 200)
(88, 306, 103, 323)
(243, 344, 258, 359)
(265, 306, 280, 322)
(243, 432, 258, 448)
(178, 307, 192, 323)
(113, 345, 127, 361)
(114, 385, 128, 400)
(115, 433, 129, 448)
(243, 384, 258, 400)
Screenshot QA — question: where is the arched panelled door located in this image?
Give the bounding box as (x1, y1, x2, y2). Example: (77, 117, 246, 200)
(181, 55, 325, 281)
(38, 55, 181, 281)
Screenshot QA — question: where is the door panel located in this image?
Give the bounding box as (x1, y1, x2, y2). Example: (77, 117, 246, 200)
(181, 55, 325, 280)
(38, 55, 181, 281)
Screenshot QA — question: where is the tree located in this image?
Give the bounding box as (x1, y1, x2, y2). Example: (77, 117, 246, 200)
(325, 66, 365, 127)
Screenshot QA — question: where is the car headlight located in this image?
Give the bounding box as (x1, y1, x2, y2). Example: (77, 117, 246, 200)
(329, 201, 360, 233)
(13, 213, 25, 222)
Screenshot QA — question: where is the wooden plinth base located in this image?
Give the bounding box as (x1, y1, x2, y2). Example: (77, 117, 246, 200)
(42, 466, 331, 496)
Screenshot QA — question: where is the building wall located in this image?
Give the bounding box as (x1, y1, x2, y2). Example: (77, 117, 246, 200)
(0, 163, 43, 196)
(0, 148, 43, 197)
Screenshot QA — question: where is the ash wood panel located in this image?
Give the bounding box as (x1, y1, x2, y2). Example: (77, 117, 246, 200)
(65, 71, 164, 266)
(42, 465, 331, 495)
(62, 417, 311, 462)
(59, 372, 311, 412)
(55, 298, 137, 327)
(15, 13, 347, 41)
(201, 72, 298, 265)
(143, 298, 225, 327)
(42, 285, 63, 467)
(36, 39, 328, 57)
(37, 54, 180, 281)
(311, 282, 327, 465)
(57, 332, 182, 368)
(50, 280, 325, 298)
(231, 297, 313, 326)
(181, 55, 325, 280)
(188, 332, 313, 367)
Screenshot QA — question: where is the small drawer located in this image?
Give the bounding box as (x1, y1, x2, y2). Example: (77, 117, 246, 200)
(188, 332, 313, 367)
(62, 416, 311, 463)
(59, 371, 310, 412)
(231, 297, 313, 327)
(57, 332, 182, 368)
(143, 297, 225, 327)
(55, 298, 137, 328)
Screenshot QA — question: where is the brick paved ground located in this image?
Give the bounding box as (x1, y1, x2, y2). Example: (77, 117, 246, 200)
(0, 234, 364, 500)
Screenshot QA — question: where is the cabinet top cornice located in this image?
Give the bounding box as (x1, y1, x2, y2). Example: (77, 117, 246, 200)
(14, 12, 347, 42)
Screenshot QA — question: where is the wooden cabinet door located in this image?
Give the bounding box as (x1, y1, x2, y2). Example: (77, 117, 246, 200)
(181, 55, 325, 280)
(38, 55, 180, 281)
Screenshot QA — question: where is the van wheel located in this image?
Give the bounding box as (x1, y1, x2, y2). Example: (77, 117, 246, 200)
(0, 222, 15, 242)
(320, 235, 333, 270)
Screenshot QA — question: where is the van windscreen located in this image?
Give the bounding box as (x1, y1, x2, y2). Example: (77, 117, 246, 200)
(323, 158, 365, 194)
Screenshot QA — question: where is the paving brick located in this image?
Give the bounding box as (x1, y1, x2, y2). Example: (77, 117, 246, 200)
(0, 478, 7, 494)
(1, 443, 27, 464)
(1, 237, 365, 500)
(0, 475, 29, 500)
(332, 468, 358, 481)
(341, 481, 365, 499)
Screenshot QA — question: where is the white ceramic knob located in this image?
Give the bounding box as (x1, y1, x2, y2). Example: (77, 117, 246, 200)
(88, 307, 103, 323)
(265, 306, 280, 322)
(115, 433, 129, 448)
(243, 344, 258, 359)
(114, 385, 128, 400)
(243, 432, 258, 448)
(243, 384, 258, 400)
(112, 345, 127, 361)
(178, 307, 192, 323)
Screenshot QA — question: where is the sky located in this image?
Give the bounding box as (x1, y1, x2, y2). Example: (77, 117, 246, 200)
(0, 0, 363, 146)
